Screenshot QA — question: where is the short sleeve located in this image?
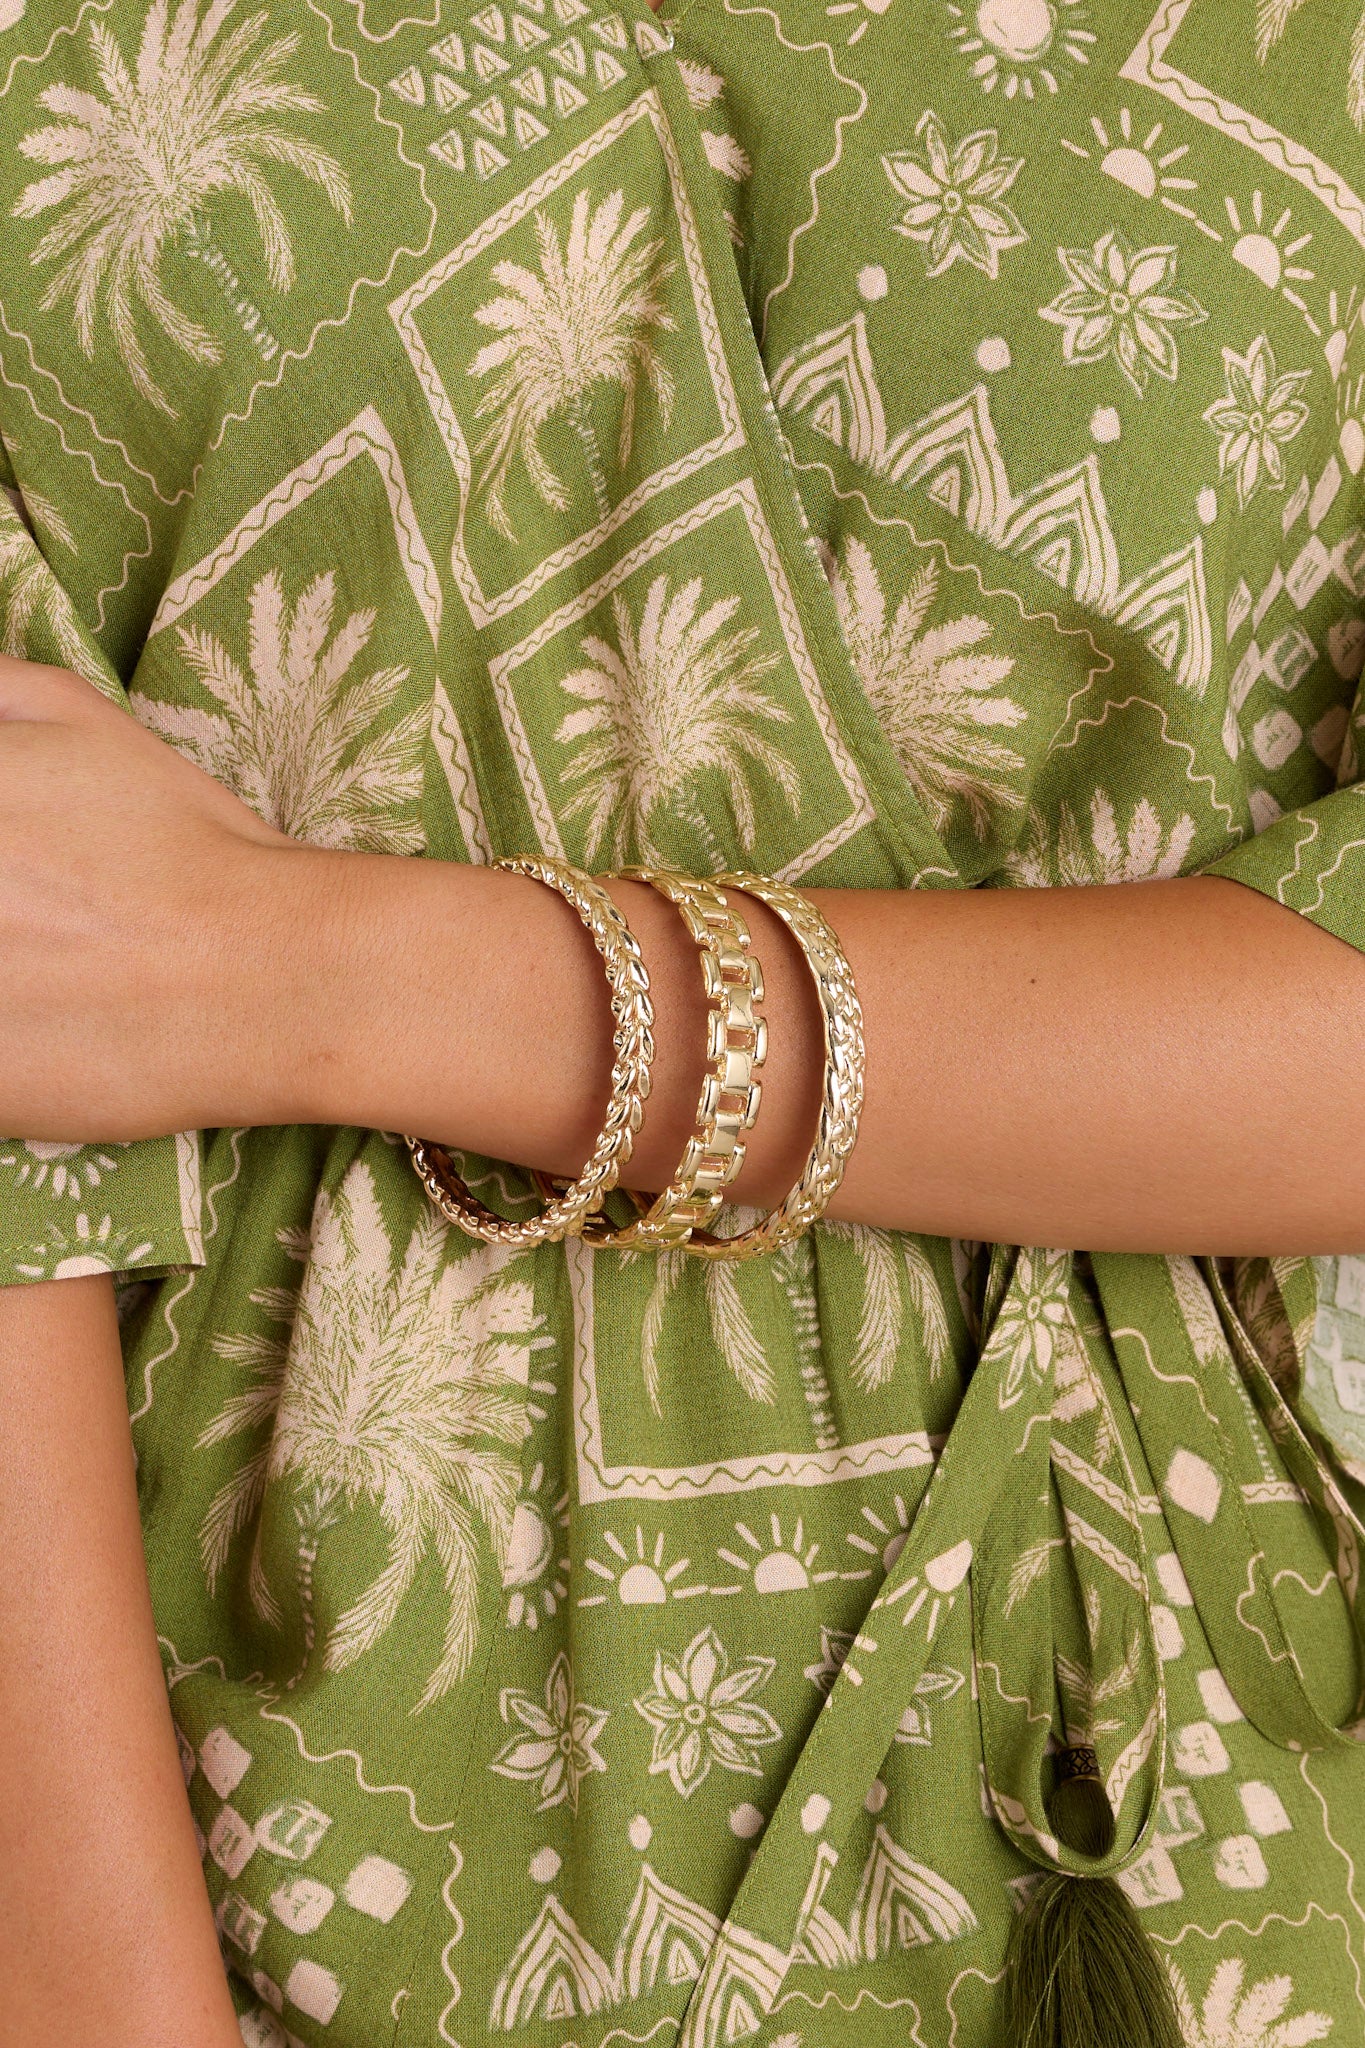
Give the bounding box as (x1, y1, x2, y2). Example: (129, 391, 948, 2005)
(1206, 691, 1365, 955)
(0, 470, 204, 1286)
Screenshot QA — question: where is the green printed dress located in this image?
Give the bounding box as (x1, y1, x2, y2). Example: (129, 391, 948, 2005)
(5, 0, 1365, 2041)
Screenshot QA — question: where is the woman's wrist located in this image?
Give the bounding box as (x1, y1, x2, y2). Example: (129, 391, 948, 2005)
(253, 848, 823, 1210)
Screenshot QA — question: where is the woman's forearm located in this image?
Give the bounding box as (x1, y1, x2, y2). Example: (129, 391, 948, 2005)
(255, 850, 1365, 1256)
(2, 663, 1361, 1253)
(0, 1277, 242, 2048)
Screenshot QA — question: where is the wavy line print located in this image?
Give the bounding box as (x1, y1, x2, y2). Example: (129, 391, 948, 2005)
(946, 1965, 1008, 2048)
(178, 0, 441, 492)
(438, 1840, 465, 2047)
(335, 0, 441, 40)
(157, 1637, 228, 1688)
(976, 1658, 1053, 1726)
(1151, 1898, 1359, 1960)
(256, 1705, 457, 1833)
(1299, 1752, 1365, 1983)
(788, 451, 1114, 673)
(1279, 800, 1365, 915)
(129, 1126, 245, 1431)
(776, 1983, 929, 2037)
(1121, 0, 1365, 251)
(1044, 693, 1242, 836)
(0, 0, 110, 103)
(712, 0, 867, 348)
(0, 351, 155, 634)
(556, 2023, 679, 2048)
(1270, 1565, 1338, 1599)
(0, 302, 192, 511)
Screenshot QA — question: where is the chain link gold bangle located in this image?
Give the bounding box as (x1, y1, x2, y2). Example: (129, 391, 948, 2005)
(567, 870, 767, 1251)
(404, 856, 655, 1247)
(684, 873, 864, 1262)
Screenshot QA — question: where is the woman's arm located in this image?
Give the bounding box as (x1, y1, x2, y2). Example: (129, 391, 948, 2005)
(3, 657, 1364, 1255)
(0, 1276, 243, 2047)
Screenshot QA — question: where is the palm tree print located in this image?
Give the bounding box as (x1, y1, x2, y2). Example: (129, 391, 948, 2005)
(636, 1220, 948, 1413)
(555, 571, 800, 868)
(823, 1223, 951, 1391)
(828, 538, 1026, 842)
(1168, 1956, 1332, 2046)
(469, 187, 677, 539)
(196, 1163, 537, 1709)
(1256, 0, 1365, 131)
(0, 497, 103, 684)
(1005, 788, 1196, 887)
(134, 568, 427, 852)
(13, 0, 353, 416)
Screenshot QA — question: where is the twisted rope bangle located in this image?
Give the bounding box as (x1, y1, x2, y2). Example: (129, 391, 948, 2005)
(405, 856, 655, 1247)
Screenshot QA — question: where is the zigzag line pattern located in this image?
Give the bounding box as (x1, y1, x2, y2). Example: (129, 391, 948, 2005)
(772, 314, 1216, 698)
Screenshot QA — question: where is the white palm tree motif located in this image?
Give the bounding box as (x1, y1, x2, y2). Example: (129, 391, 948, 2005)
(196, 1164, 536, 1709)
(828, 538, 1026, 841)
(1257, 0, 1365, 130)
(824, 1222, 951, 1391)
(1168, 1956, 1332, 2046)
(13, 0, 353, 416)
(134, 568, 427, 852)
(469, 187, 677, 539)
(1005, 789, 1196, 887)
(0, 497, 103, 683)
(555, 571, 800, 869)
(639, 1246, 777, 1417)
(636, 1220, 948, 1414)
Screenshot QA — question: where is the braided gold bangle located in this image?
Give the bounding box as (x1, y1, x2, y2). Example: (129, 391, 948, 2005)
(684, 873, 863, 1262)
(404, 856, 655, 1247)
(566, 870, 767, 1251)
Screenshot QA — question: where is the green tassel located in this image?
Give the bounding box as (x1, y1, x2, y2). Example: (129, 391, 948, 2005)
(1005, 1748, 1183, 2048)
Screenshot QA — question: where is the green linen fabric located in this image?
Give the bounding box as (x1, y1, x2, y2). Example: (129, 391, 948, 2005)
(2, 3, 1365, 2044)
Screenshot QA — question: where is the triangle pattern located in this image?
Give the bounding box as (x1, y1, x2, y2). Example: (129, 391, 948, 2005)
(474, 40, 511, 76)
(592, 12, 629, 46)
(513, 64, 547, 103)
(428, 127, 466, 171)
(469, 93, 508, 134)
(552, 74, 588, 116)
(471, 5, 507, 37)
(387, 63, 425, 104)
(513, 104, 550, 146)
(512, 13, 551, 46)
(428, 32, 466, 68)
(550, 34, 586, 71)
(553, 0, 591, 19)
(594, 48, 626, 88)
(432, 70, 470, 109)
(472, 135, 511, 178)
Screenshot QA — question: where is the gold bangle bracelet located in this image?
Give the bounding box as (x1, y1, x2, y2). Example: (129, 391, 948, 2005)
(567, 870, 767, 1251)
(684, 873, 864, 1262)
(404, 856, 655, 1247)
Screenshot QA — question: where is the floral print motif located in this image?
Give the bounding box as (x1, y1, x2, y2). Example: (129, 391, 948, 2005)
(882, 111, 1027, 280)
(992, 1247, 1085, 1409)
(634, 1625, 782, 1798)
(1039, 231, 1207, 395)
(490, 1653, 610, 1812)
(1203, 335, 1312, 511)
